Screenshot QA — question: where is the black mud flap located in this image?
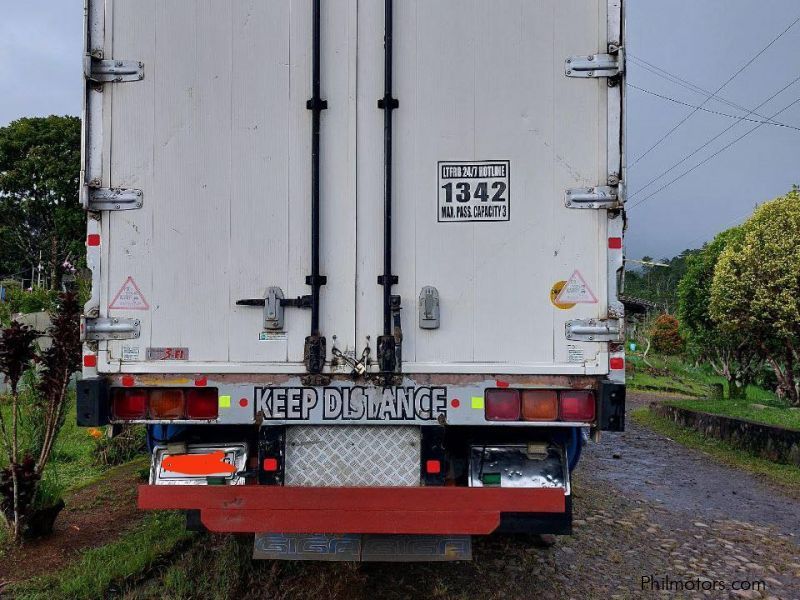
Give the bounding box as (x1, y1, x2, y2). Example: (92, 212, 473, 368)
(497, 496, 573, 535)
(598, 380, 625, 432)
(76, 377, 110, 427)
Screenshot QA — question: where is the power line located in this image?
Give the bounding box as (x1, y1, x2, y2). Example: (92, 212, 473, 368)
(628, 54, 790, 128)
(627, 83, 800, 131)
(627, 95, 800, 211)
(628, 15, 800, 168)
(628, 73, 800, 199)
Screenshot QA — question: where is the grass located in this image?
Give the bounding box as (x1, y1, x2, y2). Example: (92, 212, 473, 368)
(665, 397, 800, 430)
(10, 511, 193, 600)
(627, 353, 776, 401)
(632, 407, 800, 492)
(0, 392, 107, 492)
(627, 352, 799, 429)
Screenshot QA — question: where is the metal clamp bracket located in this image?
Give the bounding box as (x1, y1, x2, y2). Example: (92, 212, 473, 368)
(84, 56, 144, 83)
(565, 48, 624, 78)
(83, 187, 143, 211)
(565, 184, 622, 210)
(565, 318, 622, 342)
(83, 317, 141, 342)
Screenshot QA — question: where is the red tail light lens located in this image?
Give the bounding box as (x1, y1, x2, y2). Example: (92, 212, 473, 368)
(112, 389, 147, 419)
(149, 389, 185, 419)
(485, 389, 520, 421)
(559, 390, 596, 421)
(186, 388, 219, 419)
(521, 390, 558, 421)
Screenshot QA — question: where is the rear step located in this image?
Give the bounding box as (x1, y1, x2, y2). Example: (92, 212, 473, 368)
(253, 533, 471, 562)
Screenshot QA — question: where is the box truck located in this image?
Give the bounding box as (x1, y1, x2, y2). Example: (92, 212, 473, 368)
(77, 0, 626, 561)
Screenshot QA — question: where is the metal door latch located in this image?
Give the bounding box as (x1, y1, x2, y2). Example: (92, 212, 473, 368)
(419, 286, 440, 329)
(565, 48, 624, 78)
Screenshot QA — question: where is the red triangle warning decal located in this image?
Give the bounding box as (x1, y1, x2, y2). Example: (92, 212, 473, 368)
(109, 276, 150, 310)
(554, 270, 598, 304)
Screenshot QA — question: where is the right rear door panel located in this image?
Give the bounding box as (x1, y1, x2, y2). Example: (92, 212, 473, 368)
(357, 0, 609, 370)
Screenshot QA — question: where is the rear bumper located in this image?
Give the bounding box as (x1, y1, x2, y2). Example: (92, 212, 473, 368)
(138, 485, 567, 535)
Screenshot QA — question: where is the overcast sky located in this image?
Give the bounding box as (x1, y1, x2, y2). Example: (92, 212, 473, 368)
(1, 1, 799, 260)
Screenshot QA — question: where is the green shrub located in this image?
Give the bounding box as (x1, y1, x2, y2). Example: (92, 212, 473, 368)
(650, 314, 684, 355)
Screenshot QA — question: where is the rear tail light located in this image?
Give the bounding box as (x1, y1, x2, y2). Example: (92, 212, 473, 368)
(149, 389, 185, 419)
(111, 387, 218, 421)
(186, 389, 219, 419)
(521, 390, 558, 421)
(559, 390, 596, 421)
(485, 389, 520, 421)
(112, 389, 147, 419)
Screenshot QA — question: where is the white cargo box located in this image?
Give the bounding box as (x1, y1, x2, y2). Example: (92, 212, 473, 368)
(82, 0, 624, 377)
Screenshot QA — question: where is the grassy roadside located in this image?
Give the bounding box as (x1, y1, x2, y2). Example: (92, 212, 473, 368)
(664, 397, 800, 430)
(9, 511, 193, 600)
(631, 407, 800, 493)
(627, 354, 777, 402)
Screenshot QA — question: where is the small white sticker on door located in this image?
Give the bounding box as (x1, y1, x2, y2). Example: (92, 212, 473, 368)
(109, 276, 150, 310)
(121, 346, 140, 361)
(567, 345, 584, 364)
(555, 270, 598, 305)
(438, 160, 510, 223)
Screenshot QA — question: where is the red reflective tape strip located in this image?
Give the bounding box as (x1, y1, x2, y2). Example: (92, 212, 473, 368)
(608, 237, 623, 249)
(83, 355, 98, 368)
(87, 234, 101, 246)
(495, 380, 510, 388)
(609, 357, 625, 370)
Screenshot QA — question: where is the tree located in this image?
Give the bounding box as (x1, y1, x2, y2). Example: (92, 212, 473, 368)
(710, 188, 800, 405)
(0, 116, 84, 288)
(678, 227, 758, 398)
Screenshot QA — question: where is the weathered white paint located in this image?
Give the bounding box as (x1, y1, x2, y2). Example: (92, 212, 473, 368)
(91, 0, 621, 375)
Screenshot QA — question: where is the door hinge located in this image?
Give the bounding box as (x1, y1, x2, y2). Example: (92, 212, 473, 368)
(566, 318, 622, 342)
(565, 183, 623, 210)
(82, 317, 141, 342)
(83, 187, 144, 211)
(84, 56, 144, 83)
(565, 47, 624, 78)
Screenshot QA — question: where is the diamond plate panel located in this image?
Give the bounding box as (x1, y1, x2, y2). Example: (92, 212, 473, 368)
(285, 426, 421, 486)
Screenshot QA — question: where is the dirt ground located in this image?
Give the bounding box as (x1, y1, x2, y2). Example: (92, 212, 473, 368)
(0, 460, 147, 590)
(128, 392, 799, 600)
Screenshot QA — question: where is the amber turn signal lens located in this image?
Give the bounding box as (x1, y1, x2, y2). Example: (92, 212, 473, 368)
(521, 390, 558, 421)
(148, 389, 185, 419)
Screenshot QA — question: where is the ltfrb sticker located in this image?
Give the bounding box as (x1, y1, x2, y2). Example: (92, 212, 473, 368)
(438, 160, 510, 223)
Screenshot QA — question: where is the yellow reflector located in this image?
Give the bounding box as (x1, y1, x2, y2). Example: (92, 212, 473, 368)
(471, 396, 484, 409)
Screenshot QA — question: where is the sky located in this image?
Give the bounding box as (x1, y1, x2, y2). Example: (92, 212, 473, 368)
(1, 0, 799, 260)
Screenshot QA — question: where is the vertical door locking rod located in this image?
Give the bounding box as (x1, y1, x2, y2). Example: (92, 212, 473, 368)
(304, 0, 328, 374)
(377, 0, 401, 374)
